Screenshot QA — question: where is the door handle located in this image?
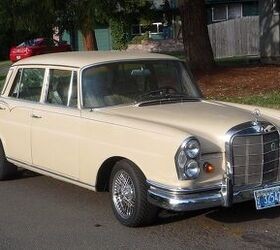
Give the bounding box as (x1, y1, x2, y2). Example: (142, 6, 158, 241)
(31, 114, 42, 119)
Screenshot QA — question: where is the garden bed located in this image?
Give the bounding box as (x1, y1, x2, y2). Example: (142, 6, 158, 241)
(195, 65, 280, 109)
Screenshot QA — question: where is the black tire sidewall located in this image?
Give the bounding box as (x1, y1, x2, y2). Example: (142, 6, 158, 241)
(110, 160, 148, 227)
(0, 141, 17, 180)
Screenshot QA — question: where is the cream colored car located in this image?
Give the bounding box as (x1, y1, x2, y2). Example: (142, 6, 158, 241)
(1, 51, 280, 226)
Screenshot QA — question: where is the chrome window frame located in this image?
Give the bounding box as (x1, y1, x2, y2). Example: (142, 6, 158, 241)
(42, 67, 79, 109)
(1, 68, 15, 96)
(6, 66, 47, 103)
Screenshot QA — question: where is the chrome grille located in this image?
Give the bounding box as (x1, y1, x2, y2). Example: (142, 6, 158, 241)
(231, 130, 279, 187)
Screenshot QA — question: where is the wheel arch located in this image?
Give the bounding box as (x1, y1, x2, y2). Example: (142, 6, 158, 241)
(95, 156, 145, 192)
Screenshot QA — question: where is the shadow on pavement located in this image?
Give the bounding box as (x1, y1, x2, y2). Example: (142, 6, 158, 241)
(153, 200, 280, 226)
(12, 169, 40, 180)
(206, 201, 280, 223)
(151, 208, 211, 227)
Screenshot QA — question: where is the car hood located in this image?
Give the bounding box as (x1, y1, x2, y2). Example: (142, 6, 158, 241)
(97, 100, 272, 152)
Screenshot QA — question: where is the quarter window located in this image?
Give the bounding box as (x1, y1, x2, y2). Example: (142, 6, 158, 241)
(46, 69, 77, 107)
(9, 68, 45, 102)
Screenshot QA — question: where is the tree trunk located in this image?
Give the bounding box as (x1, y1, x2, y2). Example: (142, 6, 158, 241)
(179, 0, 215, 70)
(82, 29, 98, 51)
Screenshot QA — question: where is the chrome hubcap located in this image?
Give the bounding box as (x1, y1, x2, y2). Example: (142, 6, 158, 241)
(112, 170, 136, 219)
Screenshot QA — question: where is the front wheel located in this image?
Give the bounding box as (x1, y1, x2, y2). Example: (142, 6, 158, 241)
(110, 160, 158, 227)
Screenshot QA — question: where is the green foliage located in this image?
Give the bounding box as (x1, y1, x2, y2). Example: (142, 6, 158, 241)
(129, 32, 150, 44)
(215, 92, 280, 110)
(109, 0, 152, 50)
(0, 0, 58, 59)
(110, 17, 130, 50)
(0, 0, 154, 55)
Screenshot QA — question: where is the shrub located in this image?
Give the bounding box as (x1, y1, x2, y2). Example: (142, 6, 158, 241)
(129, 32, 150, 44)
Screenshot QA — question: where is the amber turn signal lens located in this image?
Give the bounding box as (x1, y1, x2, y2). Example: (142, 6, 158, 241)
(203, 162, 215, 173)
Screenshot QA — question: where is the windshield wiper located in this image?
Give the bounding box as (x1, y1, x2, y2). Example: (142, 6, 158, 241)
(137, 90, 197, 102)
(137, 89, 167, 101)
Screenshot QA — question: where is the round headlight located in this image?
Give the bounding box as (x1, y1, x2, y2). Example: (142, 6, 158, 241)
(185, 160, 200, 179)
(185, 139, 200, 158)
(177, 150, 187, 169)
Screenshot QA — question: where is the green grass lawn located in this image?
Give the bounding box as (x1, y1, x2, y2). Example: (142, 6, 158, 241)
(0, 61, 10, 90)
(216, 91, 280, 110)
(0, 75, 6, 90)
(0, 60, 10, 66)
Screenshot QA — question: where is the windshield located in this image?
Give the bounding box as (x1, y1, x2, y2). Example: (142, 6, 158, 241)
(82, 60, 202, 108)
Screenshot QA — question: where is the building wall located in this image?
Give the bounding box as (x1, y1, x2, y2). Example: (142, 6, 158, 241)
(206, 0, 259, 24)
(259, 0, 280, 62)
(63, 26, 112, 51)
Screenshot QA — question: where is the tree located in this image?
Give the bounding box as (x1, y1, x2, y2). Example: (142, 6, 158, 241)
(17, 0, 56, 37)
(178, 0, 215, 70)
(109, 0, 152, 50)
(0, 0, 54, 59)
(67, 0, 152, 51)
(64, 0, 103, 51)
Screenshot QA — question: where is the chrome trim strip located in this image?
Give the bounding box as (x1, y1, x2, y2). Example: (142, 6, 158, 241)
(14, 63, 80, 69)
(7, 157, 95, 191)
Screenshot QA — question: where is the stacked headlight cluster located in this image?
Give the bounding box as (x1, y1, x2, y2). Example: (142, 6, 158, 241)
(175, 137, 201, 180)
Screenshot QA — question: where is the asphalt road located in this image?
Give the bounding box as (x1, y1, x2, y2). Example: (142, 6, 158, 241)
(1, 171, 280, 250)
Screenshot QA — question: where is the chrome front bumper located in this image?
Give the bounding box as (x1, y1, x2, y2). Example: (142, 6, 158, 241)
(147, 180, 280, 212)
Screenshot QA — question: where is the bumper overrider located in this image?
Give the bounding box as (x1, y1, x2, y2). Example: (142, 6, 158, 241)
(147, 178, 280, 211)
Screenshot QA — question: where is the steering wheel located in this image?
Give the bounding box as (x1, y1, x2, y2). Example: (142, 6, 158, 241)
(159, 86, 177, 94)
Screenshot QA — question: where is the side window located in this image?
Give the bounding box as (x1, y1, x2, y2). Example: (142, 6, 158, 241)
(47, 69, 77, 107)
(9, 68, 45, 102)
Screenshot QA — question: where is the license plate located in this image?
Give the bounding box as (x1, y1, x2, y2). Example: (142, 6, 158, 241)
(254, 186, 280, 210)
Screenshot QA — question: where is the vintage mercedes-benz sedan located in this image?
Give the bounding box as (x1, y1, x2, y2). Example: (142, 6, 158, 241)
(1, 51, 280, 226)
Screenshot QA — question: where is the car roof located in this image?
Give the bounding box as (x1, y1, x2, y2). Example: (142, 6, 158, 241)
(13, 51, 179, 68)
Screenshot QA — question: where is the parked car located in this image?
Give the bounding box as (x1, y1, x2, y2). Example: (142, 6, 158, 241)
(1, 51, 280, 227)
(9, 38, 71, 62)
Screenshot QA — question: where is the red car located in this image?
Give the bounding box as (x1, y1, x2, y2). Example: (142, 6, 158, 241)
(9, 38, 72, 62)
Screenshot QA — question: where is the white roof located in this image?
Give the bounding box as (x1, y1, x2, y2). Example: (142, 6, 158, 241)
(13, 51, 179, 68)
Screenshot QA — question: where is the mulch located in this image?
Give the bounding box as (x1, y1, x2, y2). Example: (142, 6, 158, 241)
(194, 65, 280, 98)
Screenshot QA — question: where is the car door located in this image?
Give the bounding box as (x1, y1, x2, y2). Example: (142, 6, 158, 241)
(31, 67, 80, 179)
(0, 67, 46, 164)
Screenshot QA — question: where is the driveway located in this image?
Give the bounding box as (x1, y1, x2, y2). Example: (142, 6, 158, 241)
(1, 171, 280, 250)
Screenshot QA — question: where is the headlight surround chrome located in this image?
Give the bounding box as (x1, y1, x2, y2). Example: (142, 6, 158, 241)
(175, 137, 201, 180)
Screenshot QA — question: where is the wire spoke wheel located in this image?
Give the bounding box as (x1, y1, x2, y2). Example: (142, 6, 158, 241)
(112, 170, 136, 219)
(110, 160, 158, 227)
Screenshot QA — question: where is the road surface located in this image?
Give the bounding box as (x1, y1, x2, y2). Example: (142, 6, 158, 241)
(1, 171, 280, 250)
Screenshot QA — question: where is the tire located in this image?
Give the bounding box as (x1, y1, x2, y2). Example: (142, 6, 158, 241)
(110, 160, 158, 227)
(0, 141, 17, 180)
